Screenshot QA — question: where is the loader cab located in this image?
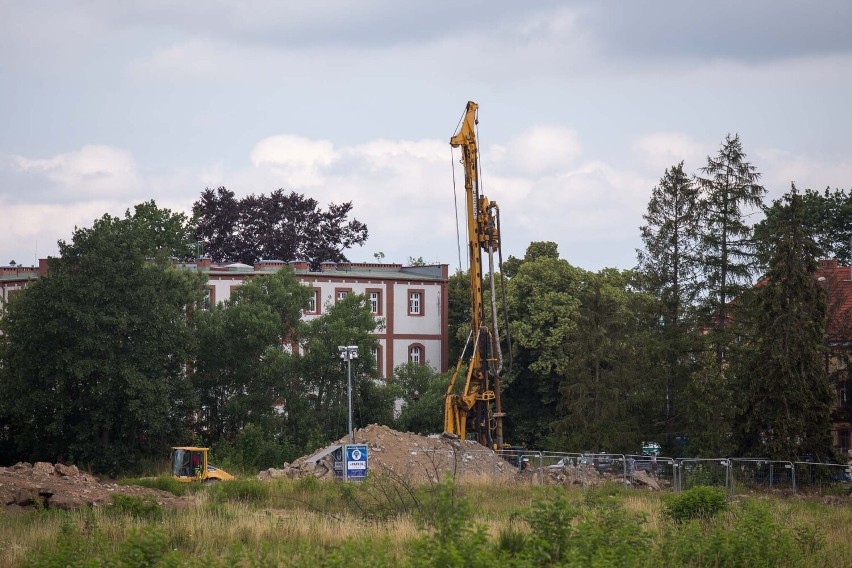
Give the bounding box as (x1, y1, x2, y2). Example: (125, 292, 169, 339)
(170, 446, 234, 483)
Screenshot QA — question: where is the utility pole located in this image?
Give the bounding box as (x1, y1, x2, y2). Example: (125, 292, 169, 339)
(338, 345, 359, 444)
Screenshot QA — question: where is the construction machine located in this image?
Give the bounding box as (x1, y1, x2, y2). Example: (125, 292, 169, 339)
(170, 446, 234, 483)
(444, 101, 508, 449)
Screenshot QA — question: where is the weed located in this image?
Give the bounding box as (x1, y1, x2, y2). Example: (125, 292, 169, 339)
(109, 494, 165, 522)
(664, 485, 727, 522)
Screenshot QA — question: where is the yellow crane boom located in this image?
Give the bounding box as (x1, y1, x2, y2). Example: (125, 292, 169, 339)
(444, 101, 506, 449)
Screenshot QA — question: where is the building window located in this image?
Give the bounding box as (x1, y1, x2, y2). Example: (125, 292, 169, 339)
(840, 383, 848, 407)
(335, 287, 352, 303)
(304, 288, 321, 315)
(839, 429, 849, 454)
(408, 343, 425, 364)
(366, 288, 382, 315)
(372, 345, 383, 377)
(408, 289, 424, 316)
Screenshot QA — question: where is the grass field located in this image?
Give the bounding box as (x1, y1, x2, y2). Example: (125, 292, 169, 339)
(2, 474, 851, 567)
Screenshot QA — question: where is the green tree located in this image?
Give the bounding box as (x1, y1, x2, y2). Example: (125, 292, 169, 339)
(756, 186, 852, 265)
(696, 134, 766, 365)
(191, 268, 311, 445)
(0, 204, 205, 473)
(501, 243, 581, 449)
(636, 162, 703, 446)
(394, 362, 449, 435)
(733, 188, 835, 459)
(296, 294, 389, 442)
(553, 268, 656, 453)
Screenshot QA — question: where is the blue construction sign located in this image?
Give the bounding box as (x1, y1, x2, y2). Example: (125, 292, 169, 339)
(345, 444, 368, 481)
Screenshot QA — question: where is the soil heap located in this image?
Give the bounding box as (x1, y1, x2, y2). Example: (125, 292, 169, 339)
(0, 462, 192, 511)
(259, 423, 519, 484)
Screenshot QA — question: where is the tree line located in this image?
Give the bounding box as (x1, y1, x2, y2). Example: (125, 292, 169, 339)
(2, 139, 850, 474)
(498, 134, 849, 462)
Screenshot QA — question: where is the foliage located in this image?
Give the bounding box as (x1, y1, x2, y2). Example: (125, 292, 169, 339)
(636, 162, 703, 440)
(695, 133, 766, 364)
(732, 188, 835, 459)
(205, 479, 272, 504)
(394, 362, 449, 435)
(408, 477, 496, 568)
(662, 498, 807, 567)
(108, 494, 164, 521)
(191, 268, 310, 446)
(554, 267, 658, 453)
(502, 243, 582, 449)
(0, 203, 206, 473)
(193, 186, 368, 267)
(756, 186, 852, 265)
(295, 294, 390, 444)
(663, 485, 727, 522)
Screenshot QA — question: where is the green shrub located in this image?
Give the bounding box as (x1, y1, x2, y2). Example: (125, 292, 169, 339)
(664, 485, 727, 522)
(661, 498, 806, 567)
(408, 476, 497, 568)
(109, 494, 165, 521)
(206, 479, 271, 504)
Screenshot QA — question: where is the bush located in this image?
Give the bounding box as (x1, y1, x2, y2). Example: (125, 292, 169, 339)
(664, 485, 727, 522)
(206, 479, 271, 505)
(109, 494, 164, 521)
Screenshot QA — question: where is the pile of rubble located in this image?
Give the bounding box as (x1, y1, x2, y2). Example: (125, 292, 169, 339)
(0, 462, 191, 511)
(259, 423, 518, 484)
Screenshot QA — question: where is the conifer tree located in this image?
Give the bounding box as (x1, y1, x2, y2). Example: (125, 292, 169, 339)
(733, 188, 834, 459)
(696, 134, 766, 365)
(636, 162, 703, 432)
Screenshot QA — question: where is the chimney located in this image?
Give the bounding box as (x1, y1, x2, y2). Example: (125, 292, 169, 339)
(289, 260, 309, 271)
(818, 259, 839, 271)
(320, 261, 337, 271)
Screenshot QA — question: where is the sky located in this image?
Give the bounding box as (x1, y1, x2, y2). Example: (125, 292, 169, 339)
(3, 1, 852, 273)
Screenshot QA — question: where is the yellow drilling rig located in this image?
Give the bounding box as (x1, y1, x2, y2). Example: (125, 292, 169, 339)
(444, 101, 509, 450)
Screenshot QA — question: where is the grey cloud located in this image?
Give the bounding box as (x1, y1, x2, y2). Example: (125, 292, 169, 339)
(581, 0, 852, 62)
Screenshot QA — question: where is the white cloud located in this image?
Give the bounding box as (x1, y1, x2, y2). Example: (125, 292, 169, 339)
(249, 135, 337, 187)
(10, 145, 141, 200)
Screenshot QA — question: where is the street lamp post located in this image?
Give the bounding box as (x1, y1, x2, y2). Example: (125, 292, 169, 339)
(338, 345, 359, 444)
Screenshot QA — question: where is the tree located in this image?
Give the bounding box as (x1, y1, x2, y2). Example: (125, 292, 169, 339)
(191, 268, 311, 445)
(394, 362, 448, 435)
(295, 294, 389, 443)
(756, 186, 852, 265)
(0, 204, 206, 473)
(552, 268, 657, 453)
(192, 187, 368, 267)
(636, 162, 703, 442)
(733, 188, 835, 459)
(696, 134, 766, 365)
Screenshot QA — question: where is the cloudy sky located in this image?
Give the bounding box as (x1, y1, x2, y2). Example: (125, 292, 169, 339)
(3, 1, 852, 272)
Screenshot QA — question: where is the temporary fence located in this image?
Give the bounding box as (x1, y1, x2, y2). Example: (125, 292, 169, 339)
(403, 445, 850, 496)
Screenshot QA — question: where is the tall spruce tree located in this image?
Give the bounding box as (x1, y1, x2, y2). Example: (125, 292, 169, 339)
(696, 134, 766, 365)
(733, 188, 835, 459)
(636, 162, 702, 434)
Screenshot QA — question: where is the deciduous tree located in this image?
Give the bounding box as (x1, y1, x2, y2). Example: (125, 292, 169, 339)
(193, 187, 368, 267)
(0, 204, 205, 473)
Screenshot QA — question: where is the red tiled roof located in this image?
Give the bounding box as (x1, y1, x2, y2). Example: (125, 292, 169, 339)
(815, 259, 852, 343)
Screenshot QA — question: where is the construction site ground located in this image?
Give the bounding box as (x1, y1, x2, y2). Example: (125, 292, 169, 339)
(1, 425, 665, 513)
(0, 462, 193, 512)
(258, 423, 665, 490)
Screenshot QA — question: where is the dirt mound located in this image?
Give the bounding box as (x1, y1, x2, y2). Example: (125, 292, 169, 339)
(259, 424, 518, 484)
(543, 464, 606, 487)
(0, 462, 192, 511)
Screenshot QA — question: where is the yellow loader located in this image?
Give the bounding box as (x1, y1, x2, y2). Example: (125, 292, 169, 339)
(170, 446, 234, 483)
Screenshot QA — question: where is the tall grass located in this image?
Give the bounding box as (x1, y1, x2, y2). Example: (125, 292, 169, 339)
(1, 479, 850, 567)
